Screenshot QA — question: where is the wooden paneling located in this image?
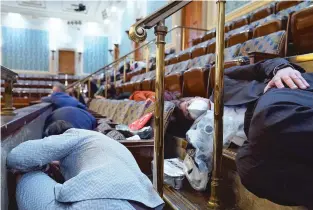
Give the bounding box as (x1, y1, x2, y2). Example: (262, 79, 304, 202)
(182, 1, 203, 49)
(59, 50, 75, 75)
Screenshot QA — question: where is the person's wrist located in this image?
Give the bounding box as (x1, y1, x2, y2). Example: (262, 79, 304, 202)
(274, 64, 294, 75)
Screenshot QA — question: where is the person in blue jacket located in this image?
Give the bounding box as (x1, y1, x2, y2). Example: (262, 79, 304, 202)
(43, 107, 97, 133)
(7, 120, 164, 210)
(41, 83, 86, 110)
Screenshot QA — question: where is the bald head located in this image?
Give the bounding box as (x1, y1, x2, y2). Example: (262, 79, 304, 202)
(52, 83, 66, 93)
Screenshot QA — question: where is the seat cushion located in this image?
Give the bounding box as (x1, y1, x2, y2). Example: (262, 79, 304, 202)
(238, 30, 286, 57)
(291, 5, 313, 54)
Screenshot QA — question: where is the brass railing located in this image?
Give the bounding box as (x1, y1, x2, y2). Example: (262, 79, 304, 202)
(128, 0, 192, 197)
(67, 25, 209, 90)
(68, 0, 226, 208)
(1, 65, 18, 116)
(208, 1, 226, 208)
(128, 0, 226, 208)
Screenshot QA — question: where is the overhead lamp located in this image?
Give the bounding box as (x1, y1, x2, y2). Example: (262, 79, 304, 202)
(104, 19, 110, 24)
(8, 12, 21, 18)
(111, 6, 117, 13)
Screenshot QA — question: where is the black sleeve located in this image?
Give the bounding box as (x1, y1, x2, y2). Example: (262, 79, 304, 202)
(224, 58, 306, 82)
(260, 58, 306, 78)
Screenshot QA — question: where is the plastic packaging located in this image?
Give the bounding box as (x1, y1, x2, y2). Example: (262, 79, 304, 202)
(186, 110, 237, 173)
(116, 125, 153, 139)
(184, 110, 239, 191)
(152, 158, 185, 189)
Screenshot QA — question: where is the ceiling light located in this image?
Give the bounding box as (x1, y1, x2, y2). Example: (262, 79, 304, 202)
(111, 6, 117, 12)
(7, 13, 25, 28)
(8, 12, 21, 18)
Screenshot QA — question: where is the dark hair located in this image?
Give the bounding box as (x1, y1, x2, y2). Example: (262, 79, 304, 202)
(44, 120, 73, 137)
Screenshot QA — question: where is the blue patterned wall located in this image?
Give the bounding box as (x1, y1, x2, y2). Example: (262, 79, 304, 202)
(120, 8, 136, 57)
(147, 1, 172, 44)
(1, 26, 49, 71)
(83, 36, 108, 74)
(226, 1, 251, 14)
(119, 0, 172, 57)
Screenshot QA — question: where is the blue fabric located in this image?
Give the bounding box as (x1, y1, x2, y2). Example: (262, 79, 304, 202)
(16, 171, 136, 210)
(1, 26, 49, 71)
(146, 1, 172, 44)
(44, 107, 96, 131)
(41, 92, 86, 110)
(7, 129, 164, 209)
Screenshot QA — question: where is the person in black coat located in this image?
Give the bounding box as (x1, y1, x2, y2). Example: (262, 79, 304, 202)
(221, 58, 313, 208)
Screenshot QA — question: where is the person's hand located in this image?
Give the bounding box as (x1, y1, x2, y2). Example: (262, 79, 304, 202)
(95, 95, 105, 99)
(264, 67, 310, 93)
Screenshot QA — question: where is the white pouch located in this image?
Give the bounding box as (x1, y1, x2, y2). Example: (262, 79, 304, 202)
(183, 153, 209, 191)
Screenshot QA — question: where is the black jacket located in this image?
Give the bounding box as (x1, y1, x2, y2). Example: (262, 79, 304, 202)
(210, 58, 306, 106)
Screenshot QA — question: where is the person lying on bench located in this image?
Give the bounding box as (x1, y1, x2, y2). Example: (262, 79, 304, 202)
(7, 120, 164, 210)
(218, 58, 312, 208)
(43, 106, 97, 132)
(42, 83, 86, 110)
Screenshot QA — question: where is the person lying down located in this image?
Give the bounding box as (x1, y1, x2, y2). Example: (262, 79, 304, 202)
(182, 58, 313, 208)
(7, 120, 164, 210)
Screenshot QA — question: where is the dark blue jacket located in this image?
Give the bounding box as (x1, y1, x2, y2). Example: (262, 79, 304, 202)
(44, 107, 96, 131)
(41, 92, 86, 110)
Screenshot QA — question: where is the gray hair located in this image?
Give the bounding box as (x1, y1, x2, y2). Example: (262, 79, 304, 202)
(53, 82, 66, 92)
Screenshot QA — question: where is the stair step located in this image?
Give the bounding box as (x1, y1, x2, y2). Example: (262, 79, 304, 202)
(164, 184, 211, 210)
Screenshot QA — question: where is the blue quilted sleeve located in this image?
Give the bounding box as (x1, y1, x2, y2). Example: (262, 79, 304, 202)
(7, 131, 80, 172)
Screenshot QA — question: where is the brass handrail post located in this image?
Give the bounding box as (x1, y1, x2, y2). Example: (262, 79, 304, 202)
(97, 74, 101, 87)
(88, 78, 91, 98)
(123, 58, 127, 83)
(114, 66, 117, 86)
(153, 20, 167, 197)
(76, 84, 81, 101)
(65, 74, 68, 87)
(1, 79, 16, 116)
(146, 44, 150, 73)
(182, 27, 185, 51)
(208, 0, 226, 209)
(105, 73, 108, 98)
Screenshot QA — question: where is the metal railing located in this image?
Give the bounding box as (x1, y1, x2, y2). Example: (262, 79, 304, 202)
(127, 0, 226, 208)
(1, 65, 18, 116)
(67, 25, 209, 91)
(68, 0, 226, 208)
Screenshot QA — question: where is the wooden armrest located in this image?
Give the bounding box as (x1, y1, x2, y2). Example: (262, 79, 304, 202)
(248, 52, 280, 63)
(211, 57, 249, 68)
(185, 67, 207, 73)
(224, 58, 249, 68)
(29, 100, 41, 105)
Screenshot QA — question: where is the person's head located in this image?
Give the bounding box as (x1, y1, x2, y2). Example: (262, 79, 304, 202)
(52, 83, 66, 93)
(44, 120, 73, 137)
